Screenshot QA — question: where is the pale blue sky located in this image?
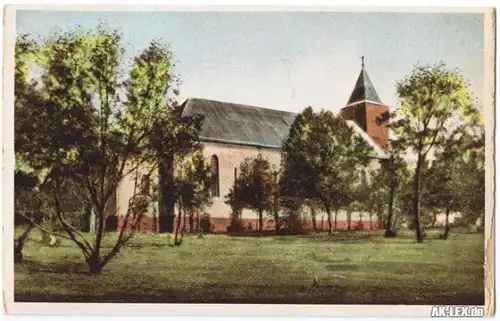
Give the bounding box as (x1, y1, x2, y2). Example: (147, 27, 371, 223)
(16, 10, 485, 113)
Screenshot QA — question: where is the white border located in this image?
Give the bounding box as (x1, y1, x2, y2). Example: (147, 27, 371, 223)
(1, 3, 496, 318)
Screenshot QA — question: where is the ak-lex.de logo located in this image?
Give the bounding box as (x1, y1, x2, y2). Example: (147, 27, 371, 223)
(431, 305, 485, 317)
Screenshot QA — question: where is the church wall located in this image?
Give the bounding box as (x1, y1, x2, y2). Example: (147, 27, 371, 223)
(201, 141, 383, 233)
(114, 163, 161, 234)
(113, 143, 386, 234)
(201, 141, 281, 227)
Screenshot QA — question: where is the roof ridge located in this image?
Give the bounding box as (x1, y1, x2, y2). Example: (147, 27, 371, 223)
(187, 97, 297, 116)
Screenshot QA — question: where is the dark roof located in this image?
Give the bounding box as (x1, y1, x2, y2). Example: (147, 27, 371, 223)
(346, 68, 382, 105)
(180, 97, 388, 159)
(181, 98, 297, 149)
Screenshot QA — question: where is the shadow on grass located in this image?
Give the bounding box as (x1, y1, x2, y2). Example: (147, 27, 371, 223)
(228, 230, 480, 244)
(14, 282, 484, 305)
(18, 259, 89, 275)
(268, 232, 402, 244)
(125, 242, 169, 249)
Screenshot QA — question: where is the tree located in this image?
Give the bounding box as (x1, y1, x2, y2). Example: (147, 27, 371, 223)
(14, 167, 40, 263)
(14, 26, 202, 274)
(225, 181, 246, 233)
(229, 156, 276, 233)
(14, 35, 44, 262)
(422, 129, 484, 239)
(279, 195, 307, 233)
(280, 107, 371, 235)
(392, 62, 480, 242)
(14, 35, 87, 259)
(352, 168, 379, 230)
(174, 149, 213, 244)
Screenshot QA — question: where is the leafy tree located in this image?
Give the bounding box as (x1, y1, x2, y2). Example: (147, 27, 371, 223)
(14, 36, 42, 262)
(280, 107, 371, 235)
(138, 44, 204, 233)
(225, 181, 246, 233)
(279, 195, 307, 233)
(174, 149, 213, 245)
(229, 155, 276, 233)
(352, 168, 382, 230)
(14, 26, 201, 274)
(14, 35, 84, 258)
(14, 168, 40, 263)
(422, 128, 484, 238)
(392, 62, 480, 242)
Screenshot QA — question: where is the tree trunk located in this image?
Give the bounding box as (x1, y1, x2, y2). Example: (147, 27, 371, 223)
(258, 209, 263, 233)
(174, 207, 184, 246)
(86, 254, 103, 275)
(183, 211, 187, 233)
(369, 213, 374, 230)
(14, 223, 34, 264)
(196, 210, 200, 233)
(334, 210, 338, 231)
(189, 213, 194, 233)
(384, 157, 397, 238)
(432, 212, 437, 228)
(311, 206, 317, 231)
(326, 210, 333, 235)
(442, 208, 451, 239)
(412, 155, 424, 243)
(347, 211, 351, 230)
(159, 154, 176, 233)
(274, 208, 280, 234)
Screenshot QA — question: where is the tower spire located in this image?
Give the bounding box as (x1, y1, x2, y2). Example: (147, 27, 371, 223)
(340, 57, 389, 151)
(346, 58, 381, 105)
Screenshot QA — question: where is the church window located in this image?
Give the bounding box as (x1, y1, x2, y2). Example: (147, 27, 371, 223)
(211, 155, 220, 197)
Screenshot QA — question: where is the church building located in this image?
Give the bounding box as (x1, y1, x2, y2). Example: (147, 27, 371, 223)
(115, 61, 391, 234)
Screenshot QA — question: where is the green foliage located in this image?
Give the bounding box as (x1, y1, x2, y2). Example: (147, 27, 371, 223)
(422, 130, 484, 227)
(392, 62, 481, 242)
(175, 149, 213, 221)
(227, 155, 277, 233)
(352, 167, 386, 227)
(280, 107, 372, 234)
(14, 25, 202, 274)
(393, 62, 479, 156)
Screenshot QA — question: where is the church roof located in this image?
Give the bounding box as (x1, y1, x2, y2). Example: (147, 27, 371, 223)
(346, 67, 382, 105)
(181, 98, 296, 149)
(180, 98, 388, 159)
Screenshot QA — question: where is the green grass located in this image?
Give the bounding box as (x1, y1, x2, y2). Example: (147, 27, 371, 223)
(14, 229, 485, 304)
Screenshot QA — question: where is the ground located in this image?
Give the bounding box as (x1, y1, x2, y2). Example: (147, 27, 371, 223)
(14, 229, 484, 304)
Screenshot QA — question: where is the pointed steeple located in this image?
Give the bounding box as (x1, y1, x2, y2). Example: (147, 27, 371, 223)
(346, 57, 382, 105)
(340, 57, 389, 151)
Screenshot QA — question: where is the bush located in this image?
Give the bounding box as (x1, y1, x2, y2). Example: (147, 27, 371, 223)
(227, 219, 246, 233)
(277, 217, 308, 235)
(353, 219, 364, 231)
(199, 214, 212, 233)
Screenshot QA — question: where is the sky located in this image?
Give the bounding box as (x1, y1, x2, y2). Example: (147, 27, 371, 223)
(16, 10, 485, 114)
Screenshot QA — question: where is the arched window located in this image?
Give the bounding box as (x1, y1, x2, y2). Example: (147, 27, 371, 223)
(210, 155, 220, 197)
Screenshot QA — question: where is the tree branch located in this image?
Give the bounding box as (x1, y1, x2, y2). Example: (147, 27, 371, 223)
(52, 182, 93, 259)
(422, 116, 448, 157)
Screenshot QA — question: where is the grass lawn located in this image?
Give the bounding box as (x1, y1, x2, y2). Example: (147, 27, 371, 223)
(14, 229, 484, 304)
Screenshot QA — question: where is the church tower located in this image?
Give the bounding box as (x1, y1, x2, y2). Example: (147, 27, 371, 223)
(340, 57, 389, 151)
